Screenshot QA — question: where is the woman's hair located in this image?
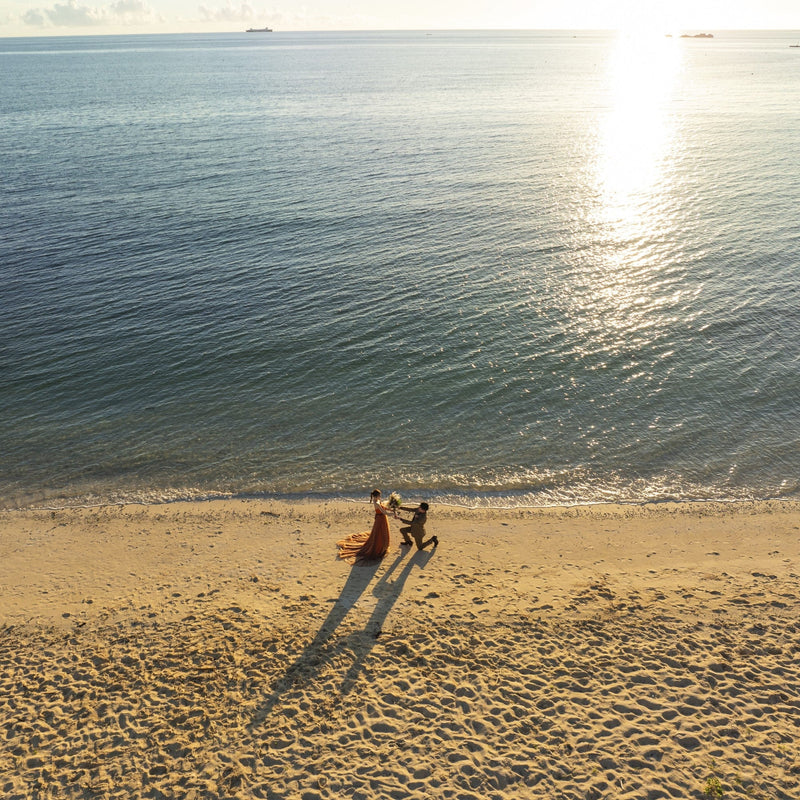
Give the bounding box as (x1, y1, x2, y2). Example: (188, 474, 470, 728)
(370, 489, 381, 498)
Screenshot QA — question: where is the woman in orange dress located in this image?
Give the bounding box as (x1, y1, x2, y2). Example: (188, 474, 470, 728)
(337, 489, 392, 563)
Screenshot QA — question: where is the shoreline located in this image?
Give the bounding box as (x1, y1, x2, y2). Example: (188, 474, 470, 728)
(8, 489, 800, 513)
(3, 499, 800, 798)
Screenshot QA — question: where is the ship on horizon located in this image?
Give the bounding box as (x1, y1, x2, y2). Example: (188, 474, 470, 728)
(246, 26, 273, 32)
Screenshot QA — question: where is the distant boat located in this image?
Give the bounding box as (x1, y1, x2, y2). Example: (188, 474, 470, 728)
(680, 33, 714, 38)
(246, 26, 273, 32)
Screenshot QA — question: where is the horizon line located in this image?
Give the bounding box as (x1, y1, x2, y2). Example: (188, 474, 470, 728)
(3, 26, 800, 40)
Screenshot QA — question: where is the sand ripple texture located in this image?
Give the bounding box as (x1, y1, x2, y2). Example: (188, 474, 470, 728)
(2, 586, 800, 800)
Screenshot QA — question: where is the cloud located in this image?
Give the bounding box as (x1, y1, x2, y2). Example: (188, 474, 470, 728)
(22, 9, 48, 25)
(22, 0, 157, 27)
(198, 2, 257, 23)
(110, 0, 155, 19)
(43, 0, 104, 25)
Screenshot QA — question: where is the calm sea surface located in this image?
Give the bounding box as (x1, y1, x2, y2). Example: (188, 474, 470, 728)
(2, 30, 799, 509)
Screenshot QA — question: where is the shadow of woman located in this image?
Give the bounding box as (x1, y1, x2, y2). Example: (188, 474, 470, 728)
(249, 554, 383, 728)
(304, 558, 381, 650)
(336, 547, 432, 697)
(249, 546, 431, 730)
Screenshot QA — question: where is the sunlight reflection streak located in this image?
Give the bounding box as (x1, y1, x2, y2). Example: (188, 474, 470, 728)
(595, 33, 683, 229)
(562, 33, 687, 360)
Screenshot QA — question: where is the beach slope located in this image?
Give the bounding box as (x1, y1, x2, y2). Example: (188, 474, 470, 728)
(2, 500, 799, 799)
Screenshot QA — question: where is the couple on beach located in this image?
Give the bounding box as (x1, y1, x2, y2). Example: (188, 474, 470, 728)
(337, 489, 438, 563)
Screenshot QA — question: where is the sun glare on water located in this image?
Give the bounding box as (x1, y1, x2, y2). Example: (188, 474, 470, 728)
(594, 30, 684, 229)
(567, 28, 687, 351)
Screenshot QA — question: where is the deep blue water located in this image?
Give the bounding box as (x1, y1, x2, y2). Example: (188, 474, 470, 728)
(2, 30, 799, 509)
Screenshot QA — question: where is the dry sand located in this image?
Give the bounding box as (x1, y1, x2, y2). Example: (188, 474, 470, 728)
(1, 499, 800, 799)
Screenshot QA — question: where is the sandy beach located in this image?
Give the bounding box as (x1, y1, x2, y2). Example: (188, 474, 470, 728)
(2, 499, 800, 799)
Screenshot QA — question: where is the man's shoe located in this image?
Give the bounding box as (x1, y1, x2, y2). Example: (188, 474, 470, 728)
(432, 536, 439, 547)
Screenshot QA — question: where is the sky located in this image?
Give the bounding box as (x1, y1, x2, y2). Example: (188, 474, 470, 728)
(1, 0, 799, 37)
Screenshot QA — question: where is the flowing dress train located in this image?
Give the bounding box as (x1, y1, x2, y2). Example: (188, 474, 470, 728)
(337, 505, 391, 563)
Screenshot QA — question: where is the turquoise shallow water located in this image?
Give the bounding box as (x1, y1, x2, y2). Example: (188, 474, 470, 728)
(2, 30, 799, 509)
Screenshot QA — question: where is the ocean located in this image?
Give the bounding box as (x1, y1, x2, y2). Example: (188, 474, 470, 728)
(2, 29, 799, 510)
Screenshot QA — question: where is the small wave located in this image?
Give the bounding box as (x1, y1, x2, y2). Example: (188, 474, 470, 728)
(9, 477, 798, 514)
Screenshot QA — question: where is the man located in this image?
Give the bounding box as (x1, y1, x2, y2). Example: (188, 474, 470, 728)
(397, 501, 438, 550)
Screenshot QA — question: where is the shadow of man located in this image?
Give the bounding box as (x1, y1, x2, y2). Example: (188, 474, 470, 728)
(250, 546, 431, 729)
(249, 555, 384, 728)
(336, 547, 432, 696)
(304, 558, 380, 651)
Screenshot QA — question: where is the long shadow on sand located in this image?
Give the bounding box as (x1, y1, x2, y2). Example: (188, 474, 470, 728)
(250, 546, 432, 728)
(336, 546, 432, 695)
